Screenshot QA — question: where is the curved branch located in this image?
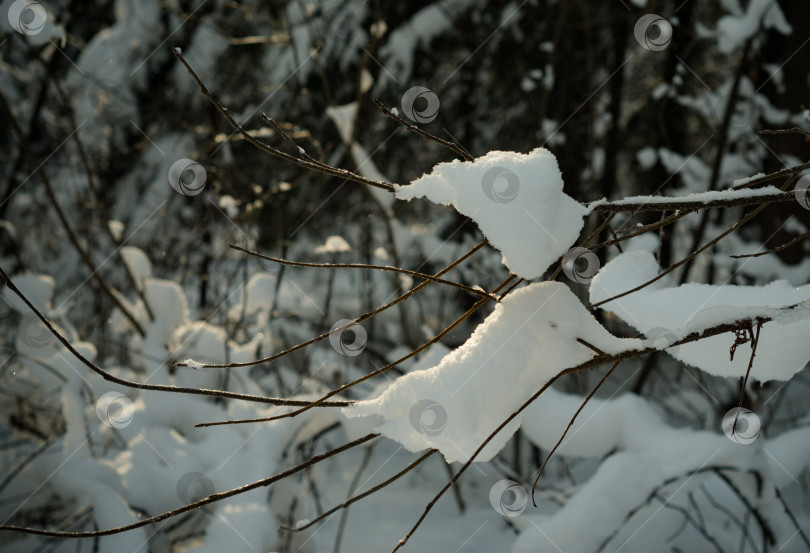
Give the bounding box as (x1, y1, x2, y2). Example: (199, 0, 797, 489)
(173, 49, 395, 193)
(283, 449, 437, 533)
(389, 313, 779, 552)
(0, 266, 349, 408)
(195, 273, 516, 427)
(0, 433, 377, 538)
(175, 239, 489, 369)
(229, 244, 496, 300)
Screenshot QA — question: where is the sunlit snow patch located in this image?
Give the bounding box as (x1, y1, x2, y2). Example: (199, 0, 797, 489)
(394, 148, 587, 279)
(343, 282, 639, 463)
(590, 250, 810, 381)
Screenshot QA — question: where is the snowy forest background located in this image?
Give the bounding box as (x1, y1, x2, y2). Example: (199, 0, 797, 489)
(2, 0, 810, 552)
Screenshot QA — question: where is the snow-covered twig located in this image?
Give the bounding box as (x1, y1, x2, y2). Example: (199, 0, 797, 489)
(589, 188, 794, 214)
(388, 310, 788, 553)
(589, 179, 792, 309)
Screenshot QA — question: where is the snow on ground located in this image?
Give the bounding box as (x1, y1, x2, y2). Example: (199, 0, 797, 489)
(515, 384, 810, 553)
(395, 148, 588, 279)
(589, 249, 810, 381)
(344, 282, 641, 463)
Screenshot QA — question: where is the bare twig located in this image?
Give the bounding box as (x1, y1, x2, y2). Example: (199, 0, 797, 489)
(173, 49, 395, 192)
(0, 266, 349, 408)
(530, 360, 620, 505)
(0, 434, 378, 537)
(196, 273, 516, 427)
(372, 98, 473, 161)
(730, 228, 810, 259)
(731, 321, 761, 437)
(283, 449, 437, 533)
(758, 127, 810, 140)
(229, 244, 497, 300)
(176, 239, 489, 370)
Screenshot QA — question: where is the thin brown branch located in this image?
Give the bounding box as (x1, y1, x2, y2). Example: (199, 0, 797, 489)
(197, 273, 517, 427)
(172, 49, 395, 193)
(282, 449, 437, 532)
(175, 239, 489, 370)
(730, 228, 810, 259)
(530, 360, 620, 505)
(372, 98, 473, 161)
(0, 433, 377, 538)
(259, 112, 319, 164)
(758, 127, 810, 140)
(229, 244, 496, 300)
(731, 321, 760, 437)
(0, 265, 349, 408)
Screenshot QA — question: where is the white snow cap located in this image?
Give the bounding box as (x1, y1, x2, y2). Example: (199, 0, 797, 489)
(343, 282, 640, 463)
(395, 148, 587, 279)
(314, 235, 352, 254)
(590, 250, 810, 382)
